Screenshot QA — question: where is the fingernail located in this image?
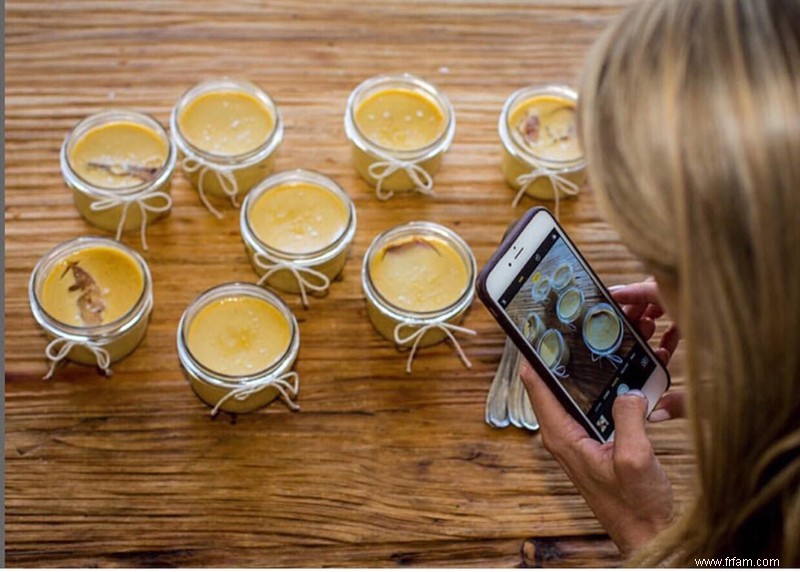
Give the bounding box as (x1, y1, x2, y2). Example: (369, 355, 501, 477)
(625, 389, 647, 400)
(648, 409, 671, 423)
(608, 285, 625, 292)
(619, 390, 648, 410)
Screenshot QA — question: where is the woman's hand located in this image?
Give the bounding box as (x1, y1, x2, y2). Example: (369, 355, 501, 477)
(519, 279, 683, 554)
(521, 363, 674, 555)
(610, 280, 685, 421)
(609, 279, 679, 365)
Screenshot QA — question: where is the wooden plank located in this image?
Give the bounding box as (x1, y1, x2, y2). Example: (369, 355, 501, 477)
(5, 0, 692, 566)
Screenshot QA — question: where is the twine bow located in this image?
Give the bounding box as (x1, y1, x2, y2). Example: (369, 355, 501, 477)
(591, 352, 624, 369)
(89, 187, 172, 251)
(182, 157, 239, 219)
(43, 338, 112, 380)
(550, 363, 569, 378)
(512, 165, 581, 219)
(368, 158, 434, 201)
(393, 321, 476, 374)
(210, 371, 300, 417)
(253, 252, 330, 308)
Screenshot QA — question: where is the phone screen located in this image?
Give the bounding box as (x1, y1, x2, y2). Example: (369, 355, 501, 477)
(497, 229, 657, 440)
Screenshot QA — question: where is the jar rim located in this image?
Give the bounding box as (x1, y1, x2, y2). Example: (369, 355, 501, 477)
(240, 168, 357, 264)
(582, 302, 624, 353)
(176, 282, 300, 388)
(344, 73, 456, 161)
(498, 84, 586, 171)
(60, 110, 177, 199)
(557, 286, 584, 321)
(362, 221, 476, 322)
(170, 77, 284, 168)
(29, 236, 154, 341)
(538, 328, 567, 364)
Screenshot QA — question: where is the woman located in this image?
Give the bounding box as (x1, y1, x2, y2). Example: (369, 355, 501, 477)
(521, 0, 800, 565)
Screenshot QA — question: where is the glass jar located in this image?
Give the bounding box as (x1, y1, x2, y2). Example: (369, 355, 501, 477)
(556, 286, 585, 328)
(531, 275, 553, 304)
(499, 84, 585, 208)
(177, 283, 300, 415)
(344, 74, 456, 200)
(170, 78, 283, 218)
(362, 222, 476, 372)
(522, 311, 545, 344)
(537, 328, 571, 378)
(29, 236, 154, 378)
(60, 110, 177, 250)
(583, 303, 624, 357)
(240, 169, 357, 308)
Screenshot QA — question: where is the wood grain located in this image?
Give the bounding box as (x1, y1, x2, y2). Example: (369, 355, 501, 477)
(5, 0, 694, 567)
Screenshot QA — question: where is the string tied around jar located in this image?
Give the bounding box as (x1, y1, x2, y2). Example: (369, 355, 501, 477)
(210, 371, 300, 417)
(368, 158, 434, 201)
(253, 252, 330, 309)
(591, 352, 624, 369)
(89, 187, 172, 251)
(181, 156, 239, 219)
(393, 321, 477, 374)
(513, 164, 580, 219)
(43, 337, 112, 380)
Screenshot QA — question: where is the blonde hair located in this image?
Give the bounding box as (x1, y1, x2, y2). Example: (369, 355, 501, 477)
(579, 0, 800, 565)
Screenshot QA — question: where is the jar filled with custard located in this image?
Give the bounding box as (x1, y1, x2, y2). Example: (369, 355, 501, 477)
(61, 111, 177, 250)
(171, 78, 283, 218)
(240, 169, 357, 307)
(362, 222, 476, 372)
(177, 283, 300, 415)
(499, 85, 585, 212)
(345, 74, 456, 200)
(29, 237, 154, 378)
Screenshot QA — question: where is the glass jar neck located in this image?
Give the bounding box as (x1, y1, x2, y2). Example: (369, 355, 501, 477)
(240, 170, 357, 265)
(499, 84, 585, 171)
(362, 222, 476, 322)
(176, 282, 299, 387)
(345, 73, 456, 162)
(61, 110, 177, 199)
(29, 237, 154, 342)
(170, 79, 283, 169)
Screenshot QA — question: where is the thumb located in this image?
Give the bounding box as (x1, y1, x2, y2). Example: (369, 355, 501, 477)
(611, 391, 653, 470)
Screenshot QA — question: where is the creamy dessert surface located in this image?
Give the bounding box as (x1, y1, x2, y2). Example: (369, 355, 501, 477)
(70, 121, 168, 188)
(40, 245, 145, 327)
(186, 295, 291, 377)
(369, 235, 468, 313)
(179, 90, 274, 156)
(250, 181, 348, 254)
(355, 88, 446, 151)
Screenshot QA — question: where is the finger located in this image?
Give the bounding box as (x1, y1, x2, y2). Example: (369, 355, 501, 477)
(519, 361, 588, 448)
(636, 317, 656, 342)
(654, 347, 672, 365)
(643, 303, 665, 320)
(625, 300, 648, 323)
(610, 281, 662, 308)
(611, 390, 653, 472)
(648, 391, 686, 423)
(659, 324, 681, 356)
(621, 303, 647, 323)
(519, 361, 570, 429)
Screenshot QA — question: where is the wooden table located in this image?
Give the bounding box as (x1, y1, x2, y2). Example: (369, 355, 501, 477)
(4, 1, 694, 566)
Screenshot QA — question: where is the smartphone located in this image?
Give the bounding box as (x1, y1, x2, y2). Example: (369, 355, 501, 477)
(477, 208, 670, 442)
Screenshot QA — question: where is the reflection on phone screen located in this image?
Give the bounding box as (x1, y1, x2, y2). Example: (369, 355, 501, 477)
(498, 231, 656, 439)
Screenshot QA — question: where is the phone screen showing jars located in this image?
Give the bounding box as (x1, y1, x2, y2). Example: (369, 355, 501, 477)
(498, 230, 656, 439)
